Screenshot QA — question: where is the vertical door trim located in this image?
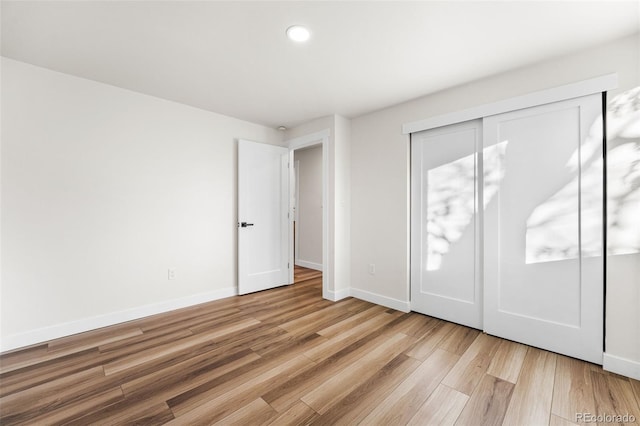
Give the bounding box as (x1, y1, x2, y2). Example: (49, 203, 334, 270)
(601, 91, 608, 352)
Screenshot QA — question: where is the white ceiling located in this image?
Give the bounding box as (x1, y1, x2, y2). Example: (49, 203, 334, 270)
(2, 1, 639, 128)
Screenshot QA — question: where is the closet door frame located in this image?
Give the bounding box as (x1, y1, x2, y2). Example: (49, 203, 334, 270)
(405, 74, 617, 363)
(403, 74, 617, 135)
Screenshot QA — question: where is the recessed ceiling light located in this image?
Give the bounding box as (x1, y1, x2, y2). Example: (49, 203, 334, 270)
(286, 25, 310, 43)
(278, 126, 287, 131)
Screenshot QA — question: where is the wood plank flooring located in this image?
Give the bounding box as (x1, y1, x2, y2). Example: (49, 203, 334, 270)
(1, 266, 639, 425)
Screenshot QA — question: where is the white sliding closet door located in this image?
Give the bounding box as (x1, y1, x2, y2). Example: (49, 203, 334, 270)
(411, 120, 482, 329)
(483, 94, 603, 363)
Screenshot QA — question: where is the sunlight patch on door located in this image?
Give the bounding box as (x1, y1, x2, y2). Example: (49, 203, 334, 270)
(425, 141, 507, 271)
(425, 153, 475, 271)
(483, 141, 509, 209)
(525, 86, 640, 263)
(525, 117, 601, 264)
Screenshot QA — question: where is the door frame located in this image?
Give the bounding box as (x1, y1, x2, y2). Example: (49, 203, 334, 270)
(294, 159, 300, 261)
(286, 130, 329, 298)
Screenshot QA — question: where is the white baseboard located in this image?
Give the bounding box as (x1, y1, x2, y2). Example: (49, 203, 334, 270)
(295, 259, 323, 271)
(2, 284, 412, 352)
(349, 287, 410, 313)
(603, 353, 640, 380)
(334, 288, 350, 300)
(324, 287, 350, 302)
(0, 286, 237, 353)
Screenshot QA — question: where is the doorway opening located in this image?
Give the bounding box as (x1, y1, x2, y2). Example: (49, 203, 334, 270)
(287, 130, 329, 297)
(292, 144, 323, 279)
(294, 265, 322, 284)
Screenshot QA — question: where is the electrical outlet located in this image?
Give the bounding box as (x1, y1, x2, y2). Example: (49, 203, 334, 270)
(168, 268, 176, 280)
(369, 263, 375, 275)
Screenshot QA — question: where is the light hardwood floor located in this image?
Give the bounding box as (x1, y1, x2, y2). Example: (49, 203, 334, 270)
(1, 267, 639, 425)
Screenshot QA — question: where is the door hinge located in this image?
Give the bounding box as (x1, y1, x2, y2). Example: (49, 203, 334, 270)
(288, 262, 290, 268)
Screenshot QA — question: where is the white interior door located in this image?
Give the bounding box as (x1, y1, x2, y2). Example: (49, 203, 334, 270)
(238, 139, 290, 295)
(411, 120, 483, 329)
(483, 94, 603, 363)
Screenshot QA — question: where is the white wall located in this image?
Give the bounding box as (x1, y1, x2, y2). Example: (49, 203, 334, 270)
(350, 34, 640, 373)
(294, 145, 323, 269)
(0, 58, 283, 351)
(333, 115, 351, 295)
(604, 84, 640, 377)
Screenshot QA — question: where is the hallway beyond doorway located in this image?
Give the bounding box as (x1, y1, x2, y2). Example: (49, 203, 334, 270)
(294, 265, 322, 284)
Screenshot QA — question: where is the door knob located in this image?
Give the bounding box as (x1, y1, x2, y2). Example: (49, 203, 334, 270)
(240, 222, 254, 228)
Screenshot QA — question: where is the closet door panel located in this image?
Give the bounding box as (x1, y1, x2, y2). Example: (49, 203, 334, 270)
(411, 120, 482, 329)
(483, 94, 603, 363)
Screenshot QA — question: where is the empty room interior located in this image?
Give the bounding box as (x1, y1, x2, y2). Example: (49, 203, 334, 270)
(1, 1, 640, 425)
